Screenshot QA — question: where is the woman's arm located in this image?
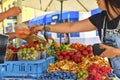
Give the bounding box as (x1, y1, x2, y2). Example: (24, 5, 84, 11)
(30, 18, 97, 33)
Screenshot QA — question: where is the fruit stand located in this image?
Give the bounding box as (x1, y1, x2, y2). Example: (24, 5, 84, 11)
(0, 36, 55, 80)
(0, 11, 116, 80)
(0, 38, 116, 80)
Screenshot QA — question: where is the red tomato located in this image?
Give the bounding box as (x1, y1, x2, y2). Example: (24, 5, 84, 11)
(56, 51, 61, 56)
(61, 51, 67, 56)
(81, 50, 88, 57)
(64, 55, 70, 60)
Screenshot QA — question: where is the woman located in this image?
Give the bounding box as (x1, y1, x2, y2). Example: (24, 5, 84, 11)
(30, 0, 120, 78)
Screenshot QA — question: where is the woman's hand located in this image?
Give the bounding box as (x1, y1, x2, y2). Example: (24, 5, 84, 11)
(100, 44, 119, 58)
(5, 6, 21, 17)
(29, 25, 43, 34)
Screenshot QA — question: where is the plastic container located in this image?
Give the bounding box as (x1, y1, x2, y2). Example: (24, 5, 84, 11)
(0, 57, 55, 79)
(41, 50, 47, 59)
(2, 76, 37, 80)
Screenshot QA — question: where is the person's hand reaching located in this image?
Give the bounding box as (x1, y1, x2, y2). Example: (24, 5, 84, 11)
(100, 44, 119, 58)
(29, 25, 43, 34)
(15, 28, 30, 39)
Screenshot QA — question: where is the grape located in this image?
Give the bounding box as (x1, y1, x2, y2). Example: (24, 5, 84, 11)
(38, 71, 77, 80)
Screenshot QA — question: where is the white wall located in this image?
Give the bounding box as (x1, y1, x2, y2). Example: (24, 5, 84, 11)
(40, 11, 101, 45)
(78, 12, 101, 45)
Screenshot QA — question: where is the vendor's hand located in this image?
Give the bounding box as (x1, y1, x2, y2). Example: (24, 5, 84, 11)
(100, 44, 118, 58)
(29, 25, 43, 34)
(6, 7, 21, 17)
(8, 33, 16, 40)
(15, 28, 30, 39)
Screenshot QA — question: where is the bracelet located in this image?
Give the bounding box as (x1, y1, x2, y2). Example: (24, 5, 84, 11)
(43, 26, 50, 32)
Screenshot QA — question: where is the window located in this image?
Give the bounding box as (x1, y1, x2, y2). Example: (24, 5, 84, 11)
(40, 32, 52, 37)
(57, 33, 64, 38)
(48, 32, 52, 37)
(70, 32, 80, 37)
(96, 30, 99, 36)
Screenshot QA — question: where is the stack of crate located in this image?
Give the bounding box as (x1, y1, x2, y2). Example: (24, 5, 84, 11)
(0, 56, 54, 80)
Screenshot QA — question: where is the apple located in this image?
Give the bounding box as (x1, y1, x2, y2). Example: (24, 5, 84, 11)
(86, 45, 93, 51)
(69, 51, 75, 56)
(79, 46, 86, 51)
(58, 55, 64, 60)
(61, 51, 67, 56)
(56, 51, 61, 56)
(64, 55, 70, 60)
(81, 50, 88, 57)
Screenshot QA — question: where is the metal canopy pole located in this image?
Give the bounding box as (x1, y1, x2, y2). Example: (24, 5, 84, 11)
(15, 0, 22, 48)
(16, 0, 22, 23)
(44, 0, 53, 12)
(76, 0, 89, 12)
(57, 0, 67, 45)
(59, 0, 63, 45)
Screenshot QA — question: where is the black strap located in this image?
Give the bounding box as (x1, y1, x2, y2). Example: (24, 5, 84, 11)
(101, 16, 107, 42)
(101, 16, 113, 67)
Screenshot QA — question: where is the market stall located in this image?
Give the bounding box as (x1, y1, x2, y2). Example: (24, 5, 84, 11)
(0, 40, 115, 80)
(0, 0, 116, 80)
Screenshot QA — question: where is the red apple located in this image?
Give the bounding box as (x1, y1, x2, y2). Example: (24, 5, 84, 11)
(81, 50, 89, 57)
(61, 51, 67, 56)
(56, 51, 61, 56)
(58, 55, 63, 60)
(79, 46, 86, 51)
(86, 45, 93, 51)
(69, 51, 75, 56)
(64, 55, 70, 60)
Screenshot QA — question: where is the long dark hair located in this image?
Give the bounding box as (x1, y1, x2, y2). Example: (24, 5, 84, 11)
(105, 0, 120, 18)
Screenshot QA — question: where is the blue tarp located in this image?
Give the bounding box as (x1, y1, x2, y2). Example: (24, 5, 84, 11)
(28, 8, 101, 27)
(67, 11, 79, 22)
(28, 11, 79, 26)
(47, 11, 79, 23)
(91, 8, 102, 15)
(28, 15, 45, 27)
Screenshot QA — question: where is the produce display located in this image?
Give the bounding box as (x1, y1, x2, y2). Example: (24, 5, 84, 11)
(6, 49, 14, 61)
(6, 46, 18, 61)
(5, 41, 116, 80)
(47, 60, 79, 74)
(69, 42, 84, 50)
(55, 43, 93, 63)
(78, 55, 110, 70)
(87, 63, 112, 80)
(38, 71, 77, 80)
(46, 42, 115, 80)
(47, 56, 113, 80)
(6, 41, 47, 61)
(77, 63, 114, 80)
